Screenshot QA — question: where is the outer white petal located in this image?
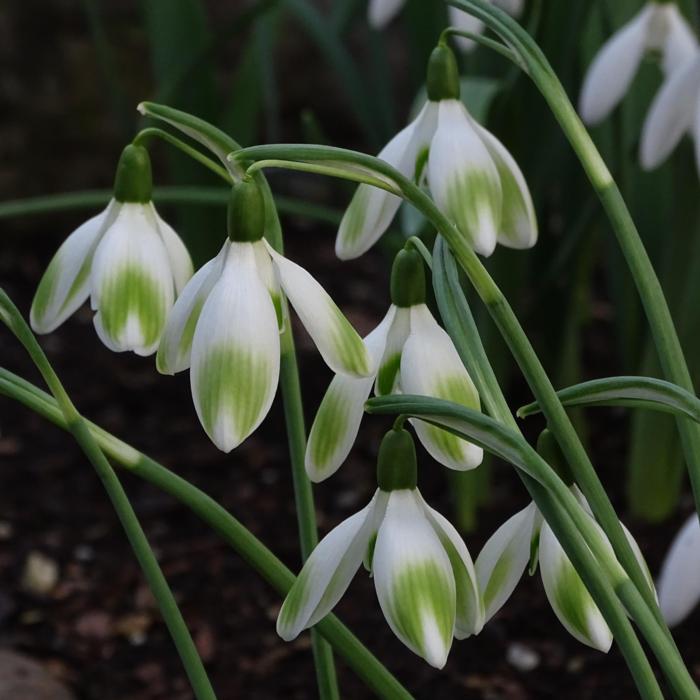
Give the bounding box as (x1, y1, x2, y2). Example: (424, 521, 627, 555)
(190, 242, 280, 451)
(30, 201, 117, 334)
(277, 490, 389, 640)
(336, 102, 438, 260)
(91, 203, 175, 356)
(156, 242, 229, 374)
(472, 122, 537, 249)
(428, 100, 502, 257)
(539, 521, 613, 652)
(659, 5, 698, 74)
(251, 240, 284, 329)
(579, 5, 653, 125)
(400, 304, 483, 470)
(375, 305, 410, 396)
(305, 306, 395, 482)
(640, 56, 700, 170)
(476, 502, 539, 623)
(266, 243, 373, 377)
(151, 205, 194, 294)
(448, 6, 485, 52)
(368, 0, 405, 28)
(374, 490, 456, 668)
(494, 0, 524, 16)
(658, 514, 700, 627)
(422, 498, 484, 638)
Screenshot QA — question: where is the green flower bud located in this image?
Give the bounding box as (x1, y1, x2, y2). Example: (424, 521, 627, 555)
(377, 427, 418, 491)
(113, 144, 153, 203)
(227, 178, 266, 243)
(426, 44, 460, 102)
(390, 248, 426, 307)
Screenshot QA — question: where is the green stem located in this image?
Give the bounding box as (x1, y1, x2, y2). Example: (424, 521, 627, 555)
(0, 368, 413, 700)
(0, 293, 218, 700)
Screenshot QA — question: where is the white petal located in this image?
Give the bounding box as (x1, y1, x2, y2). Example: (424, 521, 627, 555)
(251, 240, 284, 329)
(156, 242, 229, 374)
(375, 305, 410, 396)
(373, 490, 456, 668)
(91, 203, 175, 356)
(277, 490, 388, 640)
(367, 0, 405, 28)
(305, 307, 394, 482)
(579, 5, 653, 125)
(659, 5, 698, 74)
(190, 242, 280, 451)
(266, 243, 373, 377)
(152, 205, 194, 294)
(472, 122, 537, 249)
(422, 497, 484, 638)
(658, 514, 700, 627)
(448, 6, 485, 53)
(428, 100, 502, 257)
(30, 201, 117, 334)
(476, 502, 539, 623)
(400, 304, 483, 470)
(336, 102, 438, 260)
(539, 520, 613, 652)
(640, 55, 700, 170)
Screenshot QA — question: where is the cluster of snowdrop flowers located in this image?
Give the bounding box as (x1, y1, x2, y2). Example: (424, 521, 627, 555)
(337, 44, 537, 260)
(306, 247, 483, 482)
(279, 427, 484, 668)
(580, 2, 700, 171)
(30, 145, 194, 355)
(368, 0, 523, 53)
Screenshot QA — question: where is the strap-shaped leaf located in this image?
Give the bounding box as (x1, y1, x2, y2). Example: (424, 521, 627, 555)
(517, 376, 700, 423)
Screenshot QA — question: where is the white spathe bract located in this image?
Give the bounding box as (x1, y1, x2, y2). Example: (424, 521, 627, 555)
(30, 199, 193, 356)
(580, 2, 697, 125)
(277, 488, 482, 668)
(658, 513, 700, 627)
(157, 239, 373, 452)
(337, 98, 536, 260)
(305, 303, 482, 482)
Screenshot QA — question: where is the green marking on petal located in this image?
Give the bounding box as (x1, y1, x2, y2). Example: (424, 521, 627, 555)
(340, 187, 369, 247)
(32, 257, 60, 322)
(377, 352, 401, 395)
(444, 169, 501, 246)
(364, 532, 378, 573)
(308, 384, 350, 470)
(329, 308, 371, 376)
(65, 255, 92, 309)
(483, 551, 513, 611)
(435, 376, 480, 409)
(180, 297, 206, 357)
(278, 564, 313, 632)
(551, 557, 596, 641)
(422, 423, 468, 462)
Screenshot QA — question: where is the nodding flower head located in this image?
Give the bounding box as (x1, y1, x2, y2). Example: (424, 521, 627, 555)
(30, 145, 194, 356)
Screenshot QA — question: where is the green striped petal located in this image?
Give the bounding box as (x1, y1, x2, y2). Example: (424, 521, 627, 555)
(153, 206, 194, 293)
(374, 490, 456, 668)
(266, 243, 373, 377)
(375, 305, 410, 396)
(30, 200, 116, 334)
(91, 203, 175, 356)
(428, 99, 502, 257)
(191, 242, 280, 451)
(401, 304, 483, 470)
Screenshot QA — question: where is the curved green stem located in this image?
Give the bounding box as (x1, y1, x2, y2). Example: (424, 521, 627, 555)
(439, 27, 521, 66)
(0, 367, 413, 700)
(0, 292, 218, 700)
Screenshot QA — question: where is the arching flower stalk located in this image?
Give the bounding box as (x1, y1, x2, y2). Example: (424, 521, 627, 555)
(30, 145, 193, 355)
(156, 178, 373, 452)
(278, 427, 484, 669)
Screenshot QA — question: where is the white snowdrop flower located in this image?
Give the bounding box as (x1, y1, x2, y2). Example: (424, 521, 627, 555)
(337, 45, 536, 260)
(278, 428, 483, 668)
(476, 486, 654, 651)
(305, 248, 483, 482)
(580, 2, 696, 125)
(156, 179, 373, 452)
(30, 145, 193, 356)
(658, 513, 700, 627)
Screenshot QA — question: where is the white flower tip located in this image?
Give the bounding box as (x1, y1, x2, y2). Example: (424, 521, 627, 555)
(136, 102, 147, 115)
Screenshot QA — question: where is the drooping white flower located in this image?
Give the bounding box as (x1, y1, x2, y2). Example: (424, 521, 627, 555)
(157, 179, 373, 452)
(305, 248, 483, 482)
(476, 486, 654, 651)
(580, 2, 696, 125)
(337, 45, 536, 259)
(30, 145, 193, 356)
(279, 428, 483, 668)
(658, 513, 700, 627)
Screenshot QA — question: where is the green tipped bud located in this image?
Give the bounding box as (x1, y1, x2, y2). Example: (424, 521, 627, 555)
(536, 429, 574, 486)
(113, 144, 152, 203)
(227, 178, 265, 243)
(377, 427, 418, 491)
(426, 44, 460, 102)
(390, 248, 426, 307)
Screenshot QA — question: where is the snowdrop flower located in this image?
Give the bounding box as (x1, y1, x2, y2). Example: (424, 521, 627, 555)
(156, 179, 373, 452)
(640, 53, 700, 171)
(337, 44, 536, 260)
(580, 2, 696, 125)
(657, 513, 700, 627)
(30, 145, 193, 355)
(305, 248, 482, 482)
(279, 428, 484, 668)
(476, 485, 653, 651)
